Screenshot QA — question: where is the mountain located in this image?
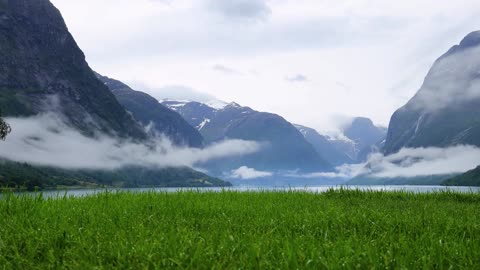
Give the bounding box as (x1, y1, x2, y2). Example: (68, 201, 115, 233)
(163, 100, 331, 174)
(443, 166, 480, 186)
(294, 118, 386, 166)
(343, 117, 387, 161)
(0, 0, 145, 139)
(96, 74, 203, 147)
(384, 31, 480, 154)
(0, 0, 230, 188)
(294, 125, 355, 166)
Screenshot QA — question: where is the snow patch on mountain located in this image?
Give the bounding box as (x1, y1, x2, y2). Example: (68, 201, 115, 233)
(197, 118, 211, 130)
(327, 133, 355, 144)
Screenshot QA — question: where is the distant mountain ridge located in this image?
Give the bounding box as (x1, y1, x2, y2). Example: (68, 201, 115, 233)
(343, 117, 387, 161)
(96, 74, 204, 147)
(162, 100, 331, 174)
(384, 31, 480, 154)
(294, 124, 356, 166)
(295, 117, 386, 166)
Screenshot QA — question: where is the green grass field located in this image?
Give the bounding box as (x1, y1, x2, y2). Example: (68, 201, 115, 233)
(1, 189, 479, 269)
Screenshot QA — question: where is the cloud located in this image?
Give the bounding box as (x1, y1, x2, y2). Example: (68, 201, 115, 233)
(286, 74, 308, 83)
(0, 114, 260, 171)
(338, 145, 480, 179)
(212, 64, 243, 75)
(229, 166, 273, 179)
(205, 0, 271, 22)
(148, 0, 172, 4)
(336, 81, 352, 91)
(289, 145, 480, 180)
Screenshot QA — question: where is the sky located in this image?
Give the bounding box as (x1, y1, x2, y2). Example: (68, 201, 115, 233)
(50, 0, 480, 133)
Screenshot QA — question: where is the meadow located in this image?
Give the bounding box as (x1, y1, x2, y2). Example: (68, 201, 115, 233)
(0, 189, 479, 269)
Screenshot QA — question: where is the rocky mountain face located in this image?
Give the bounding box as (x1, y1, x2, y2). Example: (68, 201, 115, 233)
(162, 100, 219, 131)
(0, 0, 146, 139)
(163, 100, 331, 174)
(0, 0, 230, 188)
(384, 31, 480, 154)
(96, 74, 204, 147)
(295, 118, 386, 166)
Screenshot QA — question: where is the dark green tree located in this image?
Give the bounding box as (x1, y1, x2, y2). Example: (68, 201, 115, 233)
(0, 110, 11, 140)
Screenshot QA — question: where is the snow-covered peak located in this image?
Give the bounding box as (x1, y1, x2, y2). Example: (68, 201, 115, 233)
(204, 100, 229, 110)
(294, 123, 356, 145)
(162, 98, 244, 112)
(161, 99, 191, 111)
(227, 102, 241, 107)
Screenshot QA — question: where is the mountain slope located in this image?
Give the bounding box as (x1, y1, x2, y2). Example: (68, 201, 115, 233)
(96, 74, 203, 147)
(443, 166, 480, 186)
(294, 118, 386, 166)
(295, 125, 355, 166)
(343, 117, 387, 161)
(163, 100, 331, 173)
(0, 0, 145, 139)
(384, 31, 480, 154)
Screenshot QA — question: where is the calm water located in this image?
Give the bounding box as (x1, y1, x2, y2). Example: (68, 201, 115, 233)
(10, 185, 480, 198)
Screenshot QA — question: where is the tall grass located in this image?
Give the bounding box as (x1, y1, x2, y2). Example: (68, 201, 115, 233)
(0, 189, 479, 269)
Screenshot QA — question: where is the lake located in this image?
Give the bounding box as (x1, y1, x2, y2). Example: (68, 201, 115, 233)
(10, 185, 480, 198)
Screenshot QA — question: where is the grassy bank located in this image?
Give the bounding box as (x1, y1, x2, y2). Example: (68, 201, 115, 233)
(1, 190, 479, 269)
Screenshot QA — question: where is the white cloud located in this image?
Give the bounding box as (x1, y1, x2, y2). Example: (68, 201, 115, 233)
(0, 114, 260, 170)
(285, 145, 480, 180)
(229, 166, 273, 179)
(205, 0, 271, 22)
(337, 145, 480, 179)
(130, 84, 217, 102)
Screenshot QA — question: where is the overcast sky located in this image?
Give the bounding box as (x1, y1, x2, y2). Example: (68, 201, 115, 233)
(50, 0, 480, 133)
